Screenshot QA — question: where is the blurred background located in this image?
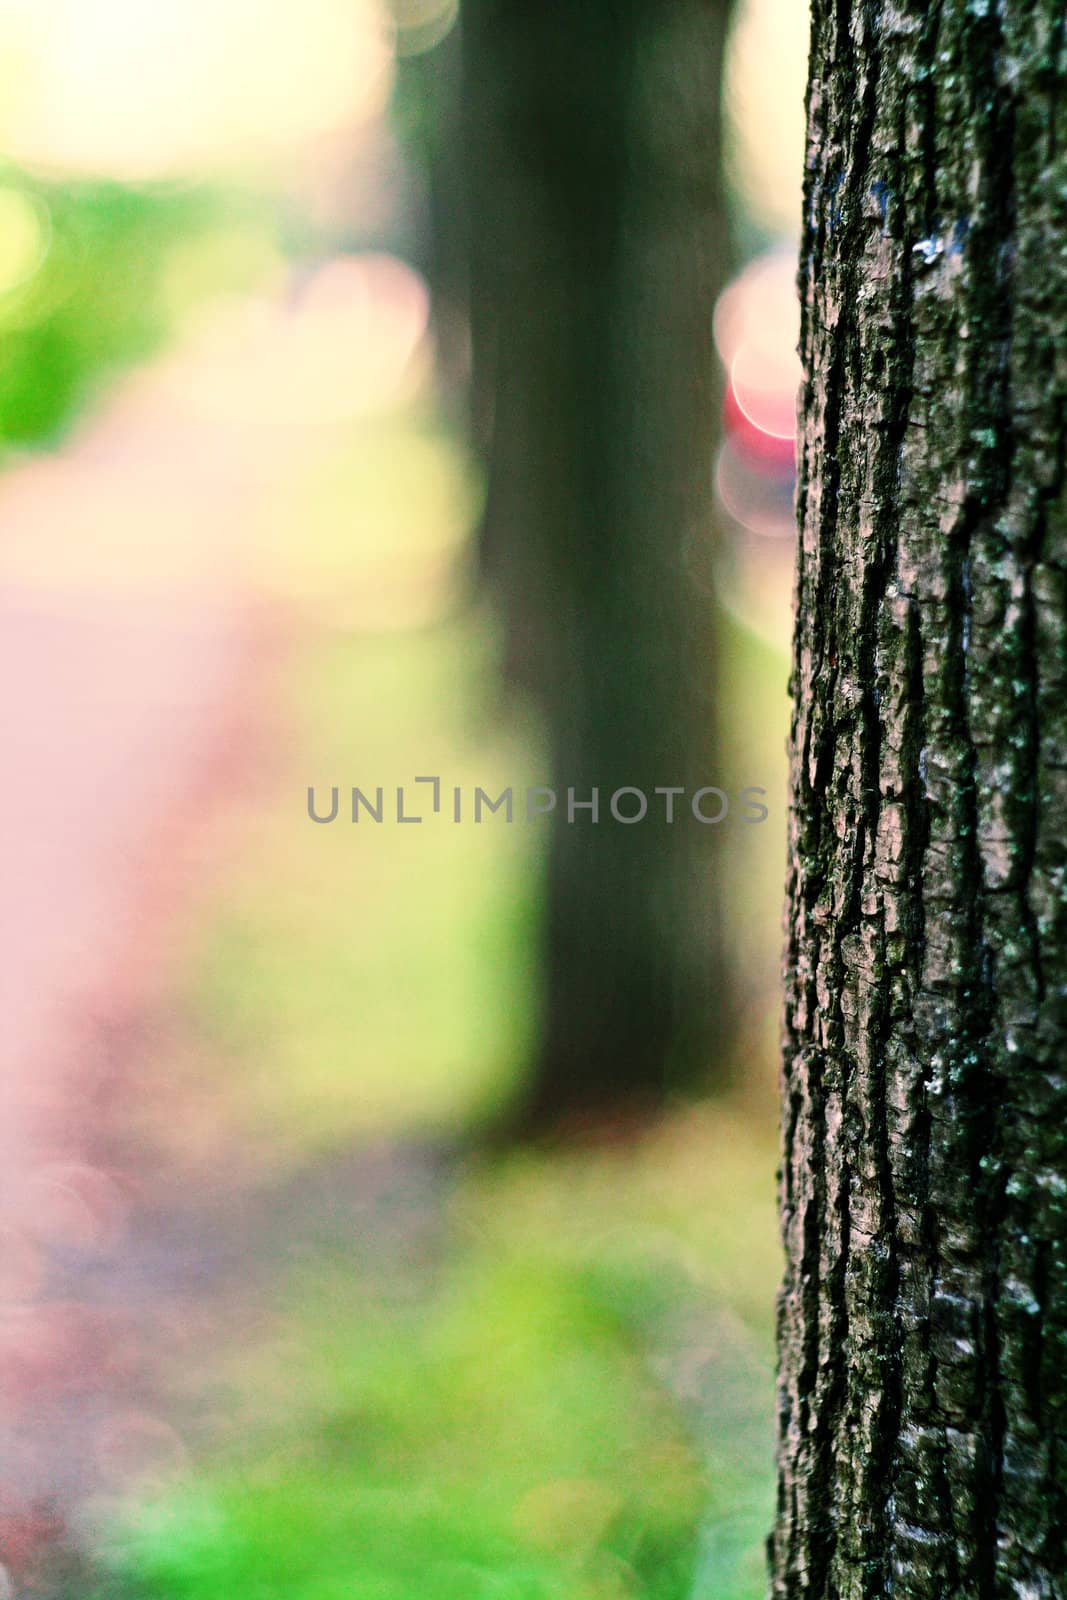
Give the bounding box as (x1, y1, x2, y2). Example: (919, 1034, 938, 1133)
(0, 2, 808, 1596)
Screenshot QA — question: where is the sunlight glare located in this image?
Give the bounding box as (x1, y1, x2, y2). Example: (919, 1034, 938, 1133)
(0, 0, 394, 179)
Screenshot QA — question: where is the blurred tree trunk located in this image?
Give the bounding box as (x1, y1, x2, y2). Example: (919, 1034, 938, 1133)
(463, 0, 736, 1126)
(392, 22, 470, 406)
(774, 4, 1067, 1597)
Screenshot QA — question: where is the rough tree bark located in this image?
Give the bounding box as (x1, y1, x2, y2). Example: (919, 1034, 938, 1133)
(774, 3, 1067, 1597)
(463, 0, 735, 1124)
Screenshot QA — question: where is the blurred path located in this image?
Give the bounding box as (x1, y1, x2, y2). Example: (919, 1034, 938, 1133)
(0, 323, 296, 1584)
(0, 261, 441, 1588)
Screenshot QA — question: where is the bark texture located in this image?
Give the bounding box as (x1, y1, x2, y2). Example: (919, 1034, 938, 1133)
(463, 0, 735, 1122)
(775, 3, 1067, 1597)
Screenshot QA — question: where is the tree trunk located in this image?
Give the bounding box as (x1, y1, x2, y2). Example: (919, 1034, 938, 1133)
(463, 0, 735, 1126)
(774, 4, 1067, 1597)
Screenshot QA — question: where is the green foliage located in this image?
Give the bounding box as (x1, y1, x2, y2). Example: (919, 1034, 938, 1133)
(0, 168, 268, 450)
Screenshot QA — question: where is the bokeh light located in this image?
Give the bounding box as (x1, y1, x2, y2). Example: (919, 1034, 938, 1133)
(0, 185, 50, 295)
(388, 0, 459, 57)
(713, 247, 801, 643)
(0, 0, 394, 179)
(725, 0, 809, 237)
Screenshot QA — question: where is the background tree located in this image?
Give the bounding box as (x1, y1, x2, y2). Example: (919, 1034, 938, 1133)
(774, 3, 1067, 1597)
(463, 0, 736, 1127)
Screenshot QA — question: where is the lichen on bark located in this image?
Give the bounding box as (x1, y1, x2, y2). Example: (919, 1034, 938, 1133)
(774, 4, 1067, 1597)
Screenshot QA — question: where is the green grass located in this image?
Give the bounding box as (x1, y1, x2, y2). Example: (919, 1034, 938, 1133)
(100, 1271, 703, 1600)
(92, 1112, 777, 1600)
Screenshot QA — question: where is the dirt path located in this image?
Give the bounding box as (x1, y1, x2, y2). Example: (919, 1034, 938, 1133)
(0, 264, 458, 1591)
(0, 338, 292, 1588)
